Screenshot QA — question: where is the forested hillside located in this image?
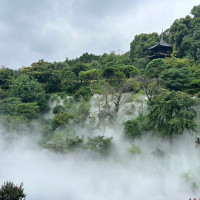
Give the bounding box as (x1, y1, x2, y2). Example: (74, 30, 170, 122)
(0, 5, 200, 136)
(1, 5, 200, 199)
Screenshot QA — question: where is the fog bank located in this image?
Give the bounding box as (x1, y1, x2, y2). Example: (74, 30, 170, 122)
(0, 126, 199, 200)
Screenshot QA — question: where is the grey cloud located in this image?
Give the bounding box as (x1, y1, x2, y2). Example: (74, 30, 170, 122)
(0, 0, 199, 68)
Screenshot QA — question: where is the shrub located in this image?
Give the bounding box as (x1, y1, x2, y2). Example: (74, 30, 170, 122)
(52, 112, 71, 130)
(85, 136, 113, 154)
(45, 131, 83, 152)
(124, 119, 141, 139)
(0, 181, 26, 200)
(127, 144, 142, 154)
(15, 103, 40, 121)
(73, 87, 92, 101)
(52, 105, 65, 114)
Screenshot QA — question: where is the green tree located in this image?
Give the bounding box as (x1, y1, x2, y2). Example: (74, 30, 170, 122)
(52, 105, 65, 114)
(73, 86, 92, 101)
(45, 131, 83, 152)
(0, 68, 14, 90)
(124, 119, 141, 139)
(160, 67, 194, 91)
(71, 62, 90, 77)
(61, 71, 79, 94)
(147, 90, 197, 141)
(118, 65, 139, 78)
(145, 59, 167, 78)
(102, 67, 119, 79)
(137, 76, 161, 101)
(10, 75, 49, 111)
(79, 69, 100, 82)
(52, 112, 71, 130)
(79, 52, 100, 63)
(169, 5, 200, 60)
(46, 70, 62, 93)
(15, 103, 40, 121)
(0, 97, 22, 115)
(85, 136, 113, 154)
(22, 59, 53, 88)
(130, 33, 160, 62)
(0, 181, 26, 200)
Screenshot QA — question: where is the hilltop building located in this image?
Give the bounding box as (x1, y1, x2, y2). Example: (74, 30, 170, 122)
(147, 32, 173, 60)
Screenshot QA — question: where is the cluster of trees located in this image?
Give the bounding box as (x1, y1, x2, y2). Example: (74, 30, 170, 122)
(0, 4, 199, 151)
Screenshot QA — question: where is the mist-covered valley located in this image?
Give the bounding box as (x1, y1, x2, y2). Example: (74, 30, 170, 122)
(0, 94, 200, 200)
(1, 4, 200, 200)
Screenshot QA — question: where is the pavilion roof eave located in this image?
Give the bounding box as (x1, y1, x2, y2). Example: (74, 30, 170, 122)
(147, 53, 171, 59)
(148, 41, 173, 50)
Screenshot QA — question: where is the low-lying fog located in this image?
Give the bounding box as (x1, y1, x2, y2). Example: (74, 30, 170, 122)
(0, 126, 199, 200)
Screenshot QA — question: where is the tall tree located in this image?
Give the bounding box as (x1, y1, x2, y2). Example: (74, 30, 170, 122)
(147, 90, 197, 142)
(130, 33, 160, 62)
(10, 75, 49, 111)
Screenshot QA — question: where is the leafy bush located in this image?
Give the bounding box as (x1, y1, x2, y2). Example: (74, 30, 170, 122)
(124, 119, 141, 139)
(45, 131, 83, 152)
(127, 144, 142, 154)
(73, 87, 92, 101)
(52, 105, 65, 114)
(52, 112, 71, 130)
(73, 102, 90, 123)
(84, 136, 113, 154)
(0, 97, 22, 116)
(15, 103, 40, 121)
(160, 67, 194, 91)
(0, 181, 26, 200)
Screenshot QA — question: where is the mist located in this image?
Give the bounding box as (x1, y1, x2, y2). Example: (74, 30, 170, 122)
(0, 96, 200, 200)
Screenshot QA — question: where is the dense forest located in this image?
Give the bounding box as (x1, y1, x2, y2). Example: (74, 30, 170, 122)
(1, 4, 200, 200)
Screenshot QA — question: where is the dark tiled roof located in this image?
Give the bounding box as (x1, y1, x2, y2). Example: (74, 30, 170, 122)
(148, 52, 171, 59)
(148, 41, 173, 50)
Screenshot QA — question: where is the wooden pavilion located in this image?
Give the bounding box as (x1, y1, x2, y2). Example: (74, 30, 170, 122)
(147, 33, 173, 60)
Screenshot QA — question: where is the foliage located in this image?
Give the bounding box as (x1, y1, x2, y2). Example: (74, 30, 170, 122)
(71, 63, 90, 77)
(0, 97, 22, 116)
(127, 144, 142, 154)
(130, 33, 160, 62)
(45, 131, 83, 153)
(78, 52, 100, 63)
(117, 65, 139, 78)
(188, 79, 200, 95)
(102, 67, 120, 79)
(73, 87, 92, 101)
(15, 103, 40, 121)
(160, 67, 194, 91)
(73, 102, 90, 123)
(52, 112, 71, 130)
(85, 136, 113, 154)
(46, 70, 62, 93)
(147, 90, 197, 141)
(124, 119, 141, 139)
(0, 68, 14, 90)
(10, 75, 49, 111)
(0, 115, 27, 132)
(145, 59, 167, 78)
(169, 5, 200, 60)
(0, 87, 7, 100)
(0, 181, 26, 200)
(124, 111, 149, 140)
(164, 57, 195, 69)
(137, 76, 161, 101)
(79, 69, 101, 81)
(52, 105, 66, 114)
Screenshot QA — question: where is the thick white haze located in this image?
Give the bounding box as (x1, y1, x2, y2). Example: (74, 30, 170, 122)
(0, 97, 200, 200)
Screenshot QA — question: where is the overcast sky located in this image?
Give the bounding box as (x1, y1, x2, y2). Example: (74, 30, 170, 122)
(0, 0, 199, 69)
